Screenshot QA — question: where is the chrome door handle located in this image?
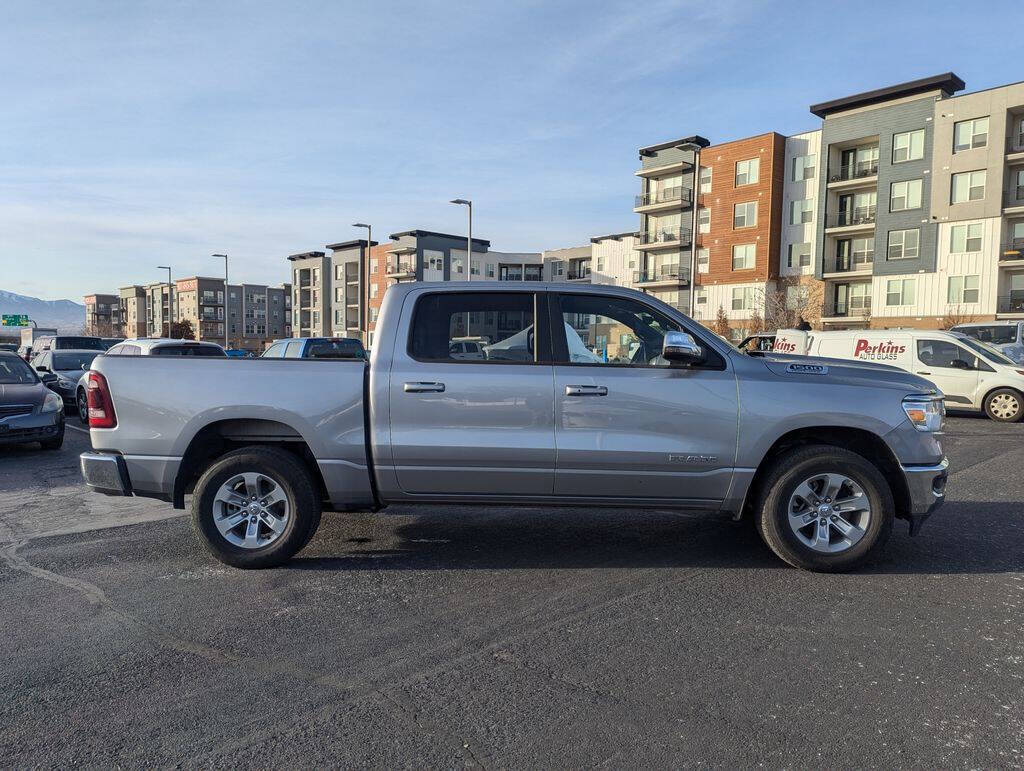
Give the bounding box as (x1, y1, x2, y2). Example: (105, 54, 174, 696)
(565, 385, 608, 396)
(404, 381, 445, 393)
(917, 371, 931, 375)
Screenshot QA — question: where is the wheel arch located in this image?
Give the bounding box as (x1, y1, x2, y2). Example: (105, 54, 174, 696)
(172, 418, 328, 509)
(740, 426, 910, 522)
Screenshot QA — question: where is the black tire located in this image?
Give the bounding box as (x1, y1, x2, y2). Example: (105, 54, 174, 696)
(755, 445, 893, 573)
(191, 446, 322, 569)
(983, 388, 1024, 423)
(39, 426, 65, 450)
(76, 388, 89, 424)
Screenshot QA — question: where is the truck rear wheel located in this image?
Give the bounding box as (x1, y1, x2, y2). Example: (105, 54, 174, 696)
(755, 445, 893, 572)
(192, 446, 322, 569)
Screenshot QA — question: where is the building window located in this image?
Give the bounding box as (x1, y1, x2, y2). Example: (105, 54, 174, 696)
(785, 284, 809, 310)
(790, 199, 813, 224)
(890, 179, 923, 212)
(852, 236, 874, 264)
(335, 287, 345, 303)
(470, 261, 480, 276)
(951, 170, 986, 203)
(731, 286, 754, 310)
(947, 275, 980, 304)
(1015, 169, 1024, 202)
(886, 279, 916, 306)
(695, 288, 707, 305)
(335, 265, 344, 281)
(697, 248, 709, 273)
(697, 207, 710, 234)
(699, 166, 712, 193)
(370, 284, 378, 299)
(453, 258, 464, 273)
(596, 257, 605, 271)
(787, 243, 811, 268)
(735, 158, 759, 186)
(887, 229, 919, 260)
(950, 223, 983, 253)
(892, 129, 925, 163)
(733, 201, 757, 229)
(791, 154, 816, 181)
(487, 264, 495, 278)
(551, 261, 564, 277)
(732, 243, 755, 270)
(370, 258, 378, 274)
(953, 117, 989, 152)
(370, 307, 379, 323)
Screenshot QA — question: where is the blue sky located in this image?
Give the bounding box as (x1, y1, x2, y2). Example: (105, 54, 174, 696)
(1, 0, 1019, 300)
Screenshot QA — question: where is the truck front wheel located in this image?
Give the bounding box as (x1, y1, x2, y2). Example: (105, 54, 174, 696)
(192, 446, 322, 569)
(755, 445, 893, 572)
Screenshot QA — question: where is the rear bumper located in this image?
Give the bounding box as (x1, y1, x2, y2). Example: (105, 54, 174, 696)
(900, 457, 948, 534)
(80, 452, 132, 496)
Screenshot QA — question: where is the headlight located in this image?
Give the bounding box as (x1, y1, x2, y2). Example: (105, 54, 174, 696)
(903, 395, 945, 432)
(41, 391, 64, 413)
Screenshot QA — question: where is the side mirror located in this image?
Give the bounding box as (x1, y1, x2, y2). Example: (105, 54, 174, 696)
(36, 365, 49, 373)
(40, 372, 58, 384)
(662, 330, 704, 365)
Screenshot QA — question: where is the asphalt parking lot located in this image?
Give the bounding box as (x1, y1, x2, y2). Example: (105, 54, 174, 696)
(1, 416, 1022, 768)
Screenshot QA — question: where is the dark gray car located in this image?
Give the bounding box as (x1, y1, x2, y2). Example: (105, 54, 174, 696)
(30, 349, 101, 411)
(0, 351, 65, 450)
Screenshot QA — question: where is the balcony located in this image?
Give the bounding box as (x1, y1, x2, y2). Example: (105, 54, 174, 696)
(636, 226, 692, 250)
(1001, 239, 1024, 265)
(821, 300, 872, 323)
(567, 261, 592, 281)
(997, 295, 1024, 315)
(386, 261, 416, 279)
(1007, 136, 1024, 162)
(634, 186, 693, 213)
(633, 265, 690, 287)
(822, 255, 874, 278)
(825, 206, 877, 232)
(828, 159, 879, 184)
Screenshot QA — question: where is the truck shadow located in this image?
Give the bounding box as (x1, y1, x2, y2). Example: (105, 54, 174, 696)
(291, 499, 1022, 576)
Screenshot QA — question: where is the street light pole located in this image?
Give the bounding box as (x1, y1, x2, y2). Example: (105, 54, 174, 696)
(671, 136, 710, 317)
(212, 254, 228, 348)
(352, 224, 372, 343)
(450, 199, 472, 281)
(157, 265, 171, 336)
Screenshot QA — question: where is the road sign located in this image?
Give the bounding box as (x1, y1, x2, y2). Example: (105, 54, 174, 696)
(1, 314, 30, 326)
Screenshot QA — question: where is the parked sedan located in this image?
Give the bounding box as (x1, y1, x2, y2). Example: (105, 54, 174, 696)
(30, 349, 101, 411)
(0, 351, 64, 450)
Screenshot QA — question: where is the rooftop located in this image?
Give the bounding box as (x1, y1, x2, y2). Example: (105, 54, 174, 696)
(324, 239, 378, 251)
(287, 251, 326, 261)
(638, 134, 710, 157)
(389, 229, 491, 247)
(809, 72, 965, 118)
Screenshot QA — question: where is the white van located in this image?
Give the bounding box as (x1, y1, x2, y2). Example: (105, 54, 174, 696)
(774, 328, 1024, 422)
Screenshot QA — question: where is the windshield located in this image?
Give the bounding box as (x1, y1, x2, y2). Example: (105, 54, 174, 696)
(956, 336, 1017, 366)
(55, 337, 107, 351)
(53, 352, 99, 371)
(152, 345, 226, 357)
(0, 356, 37, 384)
(955, 325, 1018, 346)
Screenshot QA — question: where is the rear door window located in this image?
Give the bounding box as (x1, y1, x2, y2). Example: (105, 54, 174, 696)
(284, 341, 303, 358)
(409, 292, 541, 363)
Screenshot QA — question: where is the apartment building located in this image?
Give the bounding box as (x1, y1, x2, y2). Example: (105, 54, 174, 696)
(326, 240, 374, 339)
(118, 285, 147, 338)
(288, 251, 330, 338)
(632, 133, 787, 338)
(541, 244, 594, 283)
(83, 294, 118, 336)
(144, 281, 177, 337)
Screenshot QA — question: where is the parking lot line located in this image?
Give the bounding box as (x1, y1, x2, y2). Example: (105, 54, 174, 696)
(65, 424, 89, 434)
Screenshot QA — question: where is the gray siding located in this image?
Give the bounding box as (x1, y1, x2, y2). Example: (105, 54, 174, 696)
(816, 96, 939, 277)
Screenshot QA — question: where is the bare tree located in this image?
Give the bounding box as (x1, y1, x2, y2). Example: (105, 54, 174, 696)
(761, 279, 824, 332)
(940, 305, 978, 330)
(712, 305, 731, 338)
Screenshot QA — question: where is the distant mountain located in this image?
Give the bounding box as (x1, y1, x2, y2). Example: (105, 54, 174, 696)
(0, 290, 86, 332)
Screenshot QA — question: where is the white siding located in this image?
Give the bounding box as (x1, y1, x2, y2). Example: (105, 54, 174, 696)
(590, 235, 641, 287)
(780, 130, 821, 278)
(692, 280, 774, 322)
(871, 216, 1001, 318)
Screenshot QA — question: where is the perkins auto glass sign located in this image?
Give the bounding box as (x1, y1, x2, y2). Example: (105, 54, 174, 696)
(853, 339, 905, 361)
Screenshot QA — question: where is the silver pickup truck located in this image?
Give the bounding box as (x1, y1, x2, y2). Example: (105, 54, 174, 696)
(80, 282, 948, 572)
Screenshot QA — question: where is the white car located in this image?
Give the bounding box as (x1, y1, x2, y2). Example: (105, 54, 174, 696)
(773, 328, 1024, 422)
(950, 321, 1024, 364)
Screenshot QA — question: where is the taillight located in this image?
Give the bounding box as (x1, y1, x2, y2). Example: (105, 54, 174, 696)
(86, 371, 117, 428)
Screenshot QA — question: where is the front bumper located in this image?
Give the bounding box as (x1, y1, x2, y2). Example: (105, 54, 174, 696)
(0, 411, 63, 445)
(900, 456, 948, 535)
(80, 451, 133, 496)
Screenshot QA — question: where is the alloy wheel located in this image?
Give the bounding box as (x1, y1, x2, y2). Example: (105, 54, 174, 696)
(212, 472, 290, 549)
(787, 472, 871, 554)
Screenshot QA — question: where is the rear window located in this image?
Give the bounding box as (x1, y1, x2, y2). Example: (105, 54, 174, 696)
(53, 352, 99, 370)
(410, 292, 536, 363)
(54, 337, 107, 351)
(954, 325, 1018, 346)
(151, 345, 225, 357)
(0, 355, 36, 384)
(305, 338, 365, 359)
